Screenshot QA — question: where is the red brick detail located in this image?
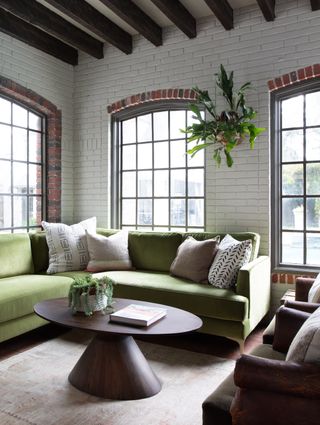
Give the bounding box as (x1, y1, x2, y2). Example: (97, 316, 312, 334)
(271, 272, 317, 284)
(268, 64, 320, 92)
(107, 88, 196, 114)
(0, 76, 61, 222)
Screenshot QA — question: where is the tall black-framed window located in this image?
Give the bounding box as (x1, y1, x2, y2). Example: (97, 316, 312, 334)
(0, 96, 46, 233)
(111, 102, 205, 231)
(271, 79, 320, 272)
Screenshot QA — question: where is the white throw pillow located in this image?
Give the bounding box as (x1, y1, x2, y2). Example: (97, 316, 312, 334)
(208, 236, 252, 289)
(286, 306, 320, 363)
(42, 217, 96, 274)
(308, 273, 320, 303)
(86, 230, 132, 272)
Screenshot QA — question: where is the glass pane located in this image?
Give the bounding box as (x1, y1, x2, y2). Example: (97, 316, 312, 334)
(282, 198, 304, 230)
(188, 169, 204, 196)
(154, 170, 168, 196)
(306, 91, 320, 126)
(282, 95, 303, 128)
(153, 111, 168, 141)
(154, 227, 169, 231)
(170, 110, 185, 139)
(138, 143, 152, 169)
(307, 198, 320, 230)
(187, 140, 205, 167)
(122, 145, 136, 170)
(29, 111, 41, 131)
(306, 128, 320, 161)
(307, 233, 320, 265)
(137, 226, 152, 231)
(0, 124, 11, 159)
(0, 195, 11, 227)
(171, 199, 186, 226)
(0, 161, 11, 193)
(154, 199, 168, 225)
(122, 199, 136, 225)
(13, 228, 27, 233)
(12, 104, 27, 127)
(13, 196, 27, 227)
(171, 226, 186, 232)
(13, 162, 27, 194)
(137, 199, 152, 225)
(29, 164, 42, 195)
(282, 164, 303, 195)
(12, 128, 27, 161)
(122, 171, 136, 197)
(138, 171, 152, 197)
(188, 199, 204, 227)
(170, 140, 186, 168)
(154, 142, 168, 168)
(29, 196, 42, 226)
(121, 225, 136, 230)
(281, 232, 303, 264)
(122, 118, 136, 144)
(29, 131, 42, 163)
(306, 163, 320, 195)
(282, 130, 303, 162)
(0, 98, 11, 124)
(171, 170, 185, 196)
(137, 114, 152, 143)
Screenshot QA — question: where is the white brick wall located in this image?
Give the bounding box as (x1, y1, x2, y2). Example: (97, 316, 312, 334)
(0, 32, 74, 222)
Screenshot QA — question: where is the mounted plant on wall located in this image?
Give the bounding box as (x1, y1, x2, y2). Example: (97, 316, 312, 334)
(183, 65, 265, 167)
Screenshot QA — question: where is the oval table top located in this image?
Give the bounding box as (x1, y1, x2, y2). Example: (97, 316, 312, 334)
(34, 297, 203, 336)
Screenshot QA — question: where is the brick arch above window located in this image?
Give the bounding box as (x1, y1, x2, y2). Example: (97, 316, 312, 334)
(107, 88, 197, 114)
(0, 76, 61, 222)
(268, 63, 320, 92)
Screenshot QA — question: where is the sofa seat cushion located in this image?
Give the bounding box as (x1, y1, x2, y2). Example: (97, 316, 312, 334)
(54, 270, 92, 279)
(0, 234, 34, 278)
(0, 275, 73, 322)
(95, 270, 248, 321)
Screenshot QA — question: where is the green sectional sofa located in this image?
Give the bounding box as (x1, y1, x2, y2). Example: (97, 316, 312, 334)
(0, 229, 270, 350)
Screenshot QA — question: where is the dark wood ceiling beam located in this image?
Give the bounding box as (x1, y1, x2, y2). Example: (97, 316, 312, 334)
(151, 0, 196, 38)
(204, 0, 233, 30)
(311, 0, 320, 10)
(98, 0, 162, 46)
(0, 0, 103, 59)
(44, 0, 132, 54)
(256, 0, 276, 21)
(0, 8, 77, 65)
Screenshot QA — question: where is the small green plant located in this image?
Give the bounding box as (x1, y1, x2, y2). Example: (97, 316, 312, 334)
(182, 64, 265, 167)
(68, 275, 114, 316)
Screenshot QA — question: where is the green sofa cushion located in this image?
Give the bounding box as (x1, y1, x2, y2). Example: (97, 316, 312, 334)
(0, 234, 34, 278)
(95, 270, 248, 321)
(0, 274, 73, 322)
(29, 231, 49, 273)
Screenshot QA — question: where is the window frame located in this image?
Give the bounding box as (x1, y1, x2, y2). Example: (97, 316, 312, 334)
(271, 78, 320, 273)
(0, 94, 47, 233)
(111, 100, 206, 231)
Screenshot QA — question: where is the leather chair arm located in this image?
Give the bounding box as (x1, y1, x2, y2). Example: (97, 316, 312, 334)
(295, 277, 315, 301)
(272, 306, 310, 353)
(233, 354, 320, 398)
(284, 299, 320, 313)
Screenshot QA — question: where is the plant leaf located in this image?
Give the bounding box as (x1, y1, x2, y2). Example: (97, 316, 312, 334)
(224, 149, 234, 167)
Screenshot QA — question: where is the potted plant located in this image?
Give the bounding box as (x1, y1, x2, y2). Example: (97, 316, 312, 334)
(68, 275, 114, 316)
(183, 64, 265, 167)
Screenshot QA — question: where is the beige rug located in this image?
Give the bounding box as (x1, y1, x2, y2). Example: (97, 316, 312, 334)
(0, 331, 234, 425)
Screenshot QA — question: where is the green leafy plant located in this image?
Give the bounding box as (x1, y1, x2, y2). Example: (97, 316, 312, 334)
(183, 64, 265, 167)
(68, 275, 114, 316)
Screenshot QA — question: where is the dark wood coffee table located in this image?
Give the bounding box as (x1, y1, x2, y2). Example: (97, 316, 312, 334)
(34, 297, 202, 400)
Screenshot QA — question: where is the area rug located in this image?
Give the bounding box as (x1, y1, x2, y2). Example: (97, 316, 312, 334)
(0, 331, 234, 425)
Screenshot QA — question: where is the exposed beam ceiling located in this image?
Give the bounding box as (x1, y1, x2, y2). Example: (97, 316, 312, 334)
(0, 8, 77, 65)
(98, 0, 162, 46)
(151, 0, 196, 39)
(310, 0, 320, 10)
(204, 0, 233, 30)
(44, 0, 132, 54)
(256, 0, 275, 21)
(0, 0, 103, 59)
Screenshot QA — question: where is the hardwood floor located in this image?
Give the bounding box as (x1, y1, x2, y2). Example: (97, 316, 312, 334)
(0, 323, 264, 361)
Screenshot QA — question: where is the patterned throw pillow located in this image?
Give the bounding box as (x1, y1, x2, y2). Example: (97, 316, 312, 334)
(308, 273, 320, 303)
(86, 230, 133, 272)
(208, 237, 252, 289)
(286, 306, 320, 363)
(42, 217, 96, 274)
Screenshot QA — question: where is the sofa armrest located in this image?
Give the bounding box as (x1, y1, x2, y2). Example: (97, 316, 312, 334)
(236, 256, 270, 324)
(295, 277, 315, 301)
(284, 299, 320, 313)
(233, 354, 320, 398)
